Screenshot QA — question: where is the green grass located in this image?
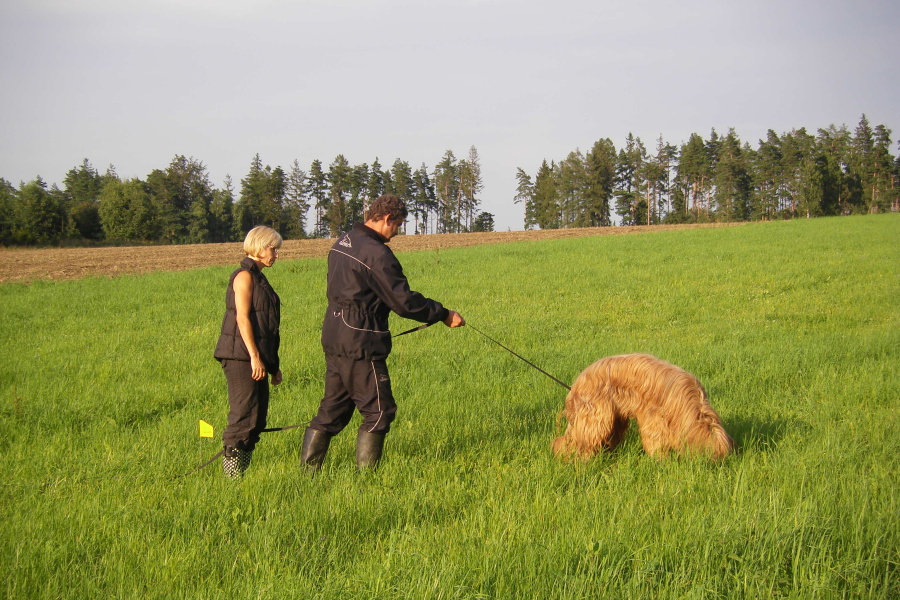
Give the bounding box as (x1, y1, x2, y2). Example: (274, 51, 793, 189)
(1, 215, 898, 599)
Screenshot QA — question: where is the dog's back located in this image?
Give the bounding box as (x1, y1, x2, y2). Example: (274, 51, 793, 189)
(554, 354, 735, 459)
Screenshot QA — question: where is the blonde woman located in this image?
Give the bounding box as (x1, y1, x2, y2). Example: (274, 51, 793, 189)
(214, 226, 283, 478)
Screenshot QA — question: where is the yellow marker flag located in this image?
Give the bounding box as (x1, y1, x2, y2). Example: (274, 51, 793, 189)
(199, 420, 214, 438)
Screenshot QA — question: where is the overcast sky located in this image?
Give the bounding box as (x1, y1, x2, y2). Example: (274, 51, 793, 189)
(1, 0, 897, 231)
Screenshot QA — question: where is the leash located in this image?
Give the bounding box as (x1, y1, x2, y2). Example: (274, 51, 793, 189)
(183, 321, 569, 477)
(178, 421, 309, 478)
(182, 323, 436, 477)
(393, 321, 437, 337)
(261, 423, 305, 433)
(467, 324, 571, 391)
(176, 449, 225, 479)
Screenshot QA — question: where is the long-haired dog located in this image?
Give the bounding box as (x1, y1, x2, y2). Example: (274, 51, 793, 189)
(553, 354, 735, 460)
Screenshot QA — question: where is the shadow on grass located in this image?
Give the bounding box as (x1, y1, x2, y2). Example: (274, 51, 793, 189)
(724, 415, 807, 454)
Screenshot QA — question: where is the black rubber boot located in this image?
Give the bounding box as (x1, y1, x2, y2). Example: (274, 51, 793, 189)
(223, 446, 252, 479)
(300, 427, 331, 472)
(355, 431, 386, 470)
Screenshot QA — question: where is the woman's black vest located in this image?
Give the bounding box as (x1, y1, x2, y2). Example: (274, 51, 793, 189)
(214, 257, 281, 372)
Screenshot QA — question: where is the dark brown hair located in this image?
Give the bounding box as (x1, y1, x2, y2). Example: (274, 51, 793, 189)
(366, 194, 408, 223)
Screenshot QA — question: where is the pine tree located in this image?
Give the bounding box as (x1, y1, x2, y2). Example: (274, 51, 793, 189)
(146, 155, 214, 243)
(711, 129, 752, 221)
(63, 159, 104, 240)
(472, 211, 494, 232)
(677, 133, 710, 220)
(751, 130, 783, 220)
(307, 159, 329, 237)
(615, 134, 646, 225)
(871, 124, 895, 213)
(816, 125, 852, 215)
(583, 139, 616, 227)
(391, 159, 414, 231)
(458, 146, 483, 231)
(558, 150, 586, 227)
(326, 155, 352, 235)
(532, 159, 560, 229)
(367, 158, 384, 204)
(514, 167, 535, 229)
(284, 161, 309, 239)
(348, 163, 369, 227)
(850, 115, 877, 214)
(210, 175, 235, 242)
(434, 150, 459, 233)
(411, 163, 436, 234)
(0, 178, 15, 244)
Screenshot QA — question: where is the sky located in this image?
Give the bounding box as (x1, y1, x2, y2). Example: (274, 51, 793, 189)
(1, 0, 897, 232)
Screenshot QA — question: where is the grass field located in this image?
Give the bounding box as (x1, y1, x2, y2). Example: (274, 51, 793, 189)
(1, 215, 897, 598)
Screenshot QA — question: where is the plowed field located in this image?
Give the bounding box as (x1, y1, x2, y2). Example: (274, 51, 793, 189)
(0, 223, 738, 284)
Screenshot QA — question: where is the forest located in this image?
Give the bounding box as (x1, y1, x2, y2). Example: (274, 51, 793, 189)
(0, 115, 896, 246)
(516, 115, 897, 227)
(0, 146, 488, 246)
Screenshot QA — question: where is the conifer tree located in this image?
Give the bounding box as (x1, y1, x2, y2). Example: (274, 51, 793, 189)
(532, 159, 560, 229)
(583, 139, 616, 227)
(284, 160, 309, 239)
(558, 150, 586, 227)
(514, 167, 535, 229)
(411, 163, 436, 234)
(712, 129, 752, 221)
(63, 159, 104, 240)
(367, 158, 384, 203)
(458, 146, 483, 231)
(210, 175, 235, 242)
(0, 178, 15, 244)
(307, 159, 329, 237)
(434, 150, 459, 233)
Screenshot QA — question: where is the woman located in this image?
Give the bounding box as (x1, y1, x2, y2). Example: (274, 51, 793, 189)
(214, 226, 283, 478)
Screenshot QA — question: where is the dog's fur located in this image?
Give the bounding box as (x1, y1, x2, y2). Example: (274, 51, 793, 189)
(552, 354, 735, 460)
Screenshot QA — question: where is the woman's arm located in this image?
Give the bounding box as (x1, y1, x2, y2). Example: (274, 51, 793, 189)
(233, 270, 266, 381)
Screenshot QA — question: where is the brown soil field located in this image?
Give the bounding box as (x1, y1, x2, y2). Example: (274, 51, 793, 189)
(0, 223, 740, 284)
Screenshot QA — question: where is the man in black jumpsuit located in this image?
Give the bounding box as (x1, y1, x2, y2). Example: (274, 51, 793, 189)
(301, 194, 465, 470)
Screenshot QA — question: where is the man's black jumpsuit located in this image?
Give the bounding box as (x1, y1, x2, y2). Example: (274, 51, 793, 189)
(310, 223, 449, 435)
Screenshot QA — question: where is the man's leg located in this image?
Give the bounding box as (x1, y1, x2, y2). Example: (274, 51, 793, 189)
(303, 355, 355, 470)
(309, 354, 357, 434)
(349, 359, 396, 469)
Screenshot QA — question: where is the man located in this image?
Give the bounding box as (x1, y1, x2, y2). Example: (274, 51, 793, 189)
(301, 194, 465, 470)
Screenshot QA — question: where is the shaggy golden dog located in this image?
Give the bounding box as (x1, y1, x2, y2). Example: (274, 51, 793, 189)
(552, 354, 735, 460)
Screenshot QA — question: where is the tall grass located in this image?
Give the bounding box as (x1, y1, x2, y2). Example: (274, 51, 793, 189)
(1, 215, 897, 599)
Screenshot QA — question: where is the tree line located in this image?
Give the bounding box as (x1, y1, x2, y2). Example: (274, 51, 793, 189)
(515, 115, 898, 228)
(0, 146, 490, 246)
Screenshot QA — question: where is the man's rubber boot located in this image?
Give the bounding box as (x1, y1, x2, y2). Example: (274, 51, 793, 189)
(300, 427, 331, 472)
(355, 430, 386, 470)
(223, 446, 252, 479)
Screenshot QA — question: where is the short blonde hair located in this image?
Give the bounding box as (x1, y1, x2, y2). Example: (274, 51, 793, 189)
(243, 226, 283, 257)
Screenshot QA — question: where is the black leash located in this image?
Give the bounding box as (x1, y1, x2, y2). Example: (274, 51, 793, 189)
(178, 421, 308, 478)
(181, 323, 436, 477)
(393, 321, 437, 337)
(261, 423, 305, 433)
(467, 324, 571, 391)
(176, 449, 225, 479)
(182, 320, 569, 477)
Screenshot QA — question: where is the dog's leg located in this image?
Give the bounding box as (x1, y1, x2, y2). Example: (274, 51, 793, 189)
(607, 415, 630, 450)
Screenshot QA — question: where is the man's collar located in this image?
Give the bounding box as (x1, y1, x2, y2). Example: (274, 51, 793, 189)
(356, 222, 388, 243)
